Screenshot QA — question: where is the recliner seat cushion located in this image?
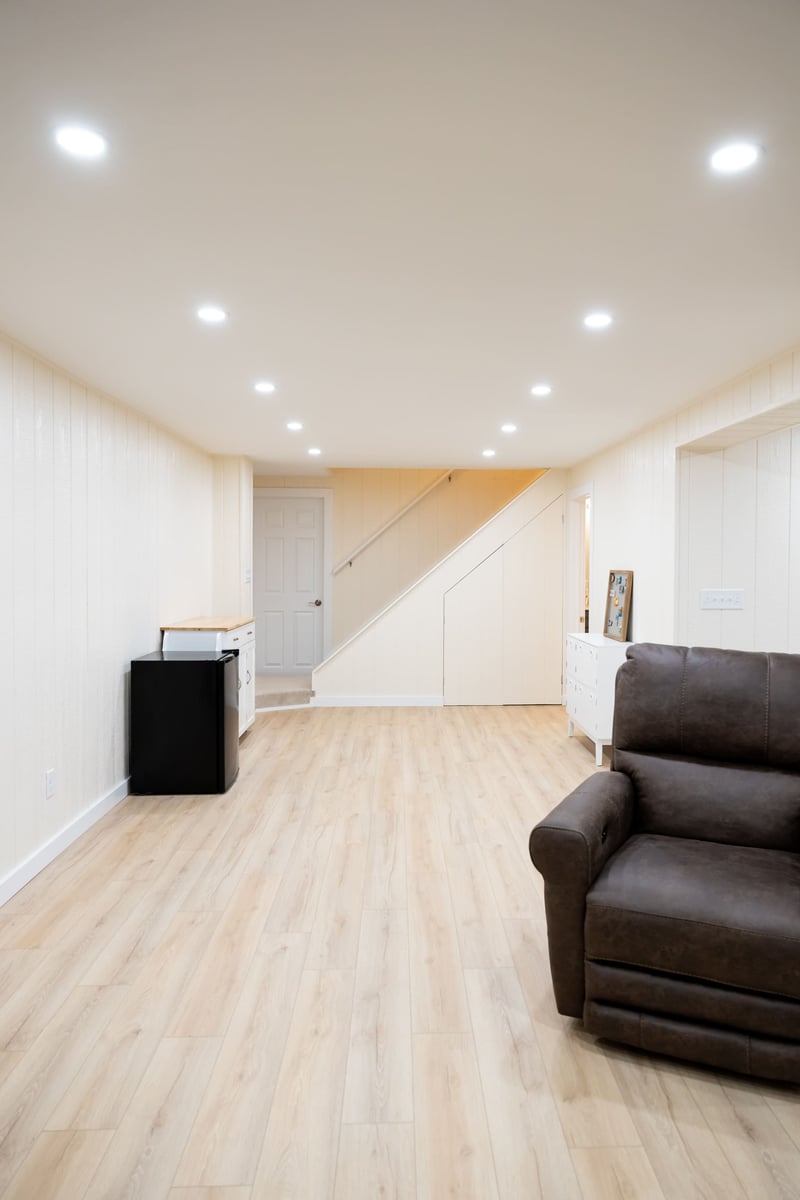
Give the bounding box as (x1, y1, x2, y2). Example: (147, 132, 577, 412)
(585, 834, 800, 1000)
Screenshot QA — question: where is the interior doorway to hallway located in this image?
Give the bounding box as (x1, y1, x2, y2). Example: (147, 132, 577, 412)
(565, 484, 593, 637)
(252, 488, 333, 682)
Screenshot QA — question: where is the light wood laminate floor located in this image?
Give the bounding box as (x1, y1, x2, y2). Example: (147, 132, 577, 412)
(0, 706, 798, 1199)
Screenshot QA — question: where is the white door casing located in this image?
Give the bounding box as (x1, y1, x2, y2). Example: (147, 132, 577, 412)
(253, 492, 331, 674)
(565, 482, 593, 636)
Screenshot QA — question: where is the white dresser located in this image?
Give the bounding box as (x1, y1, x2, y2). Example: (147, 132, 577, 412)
(162, 617, 256, 737)
(565, 632, 631, 765)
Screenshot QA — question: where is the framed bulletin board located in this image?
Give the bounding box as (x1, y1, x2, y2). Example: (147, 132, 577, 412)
(604, 569, 633, 641)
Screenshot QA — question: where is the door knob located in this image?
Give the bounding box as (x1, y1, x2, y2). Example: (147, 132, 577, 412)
(309, 599, 322, 607)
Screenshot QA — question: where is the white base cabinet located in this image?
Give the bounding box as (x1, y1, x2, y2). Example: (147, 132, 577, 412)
(162, 619, 256, 737)
(565, 632, 631, 765)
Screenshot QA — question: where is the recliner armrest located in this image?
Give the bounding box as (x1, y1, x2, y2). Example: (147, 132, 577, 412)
(530, 771, 634, 888)
(529, 771, 634, 1019)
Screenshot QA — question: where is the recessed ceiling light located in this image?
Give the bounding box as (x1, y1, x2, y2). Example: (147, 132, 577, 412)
(530, 384, 552, 397)
(482, 449, 496, 458)
(196, 305, 227, 324)
(308, 447, 321, 456)
(710, 141, 761, 174)
(583, 311, 613, 330)
(501, 423, 517, 433)
(55, 126, 107, 159)
(287, 421, 303, 431)
(254, 380, 276, 394)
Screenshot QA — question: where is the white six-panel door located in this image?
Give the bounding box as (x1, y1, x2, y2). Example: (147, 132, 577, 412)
(254, 496, 325, 674)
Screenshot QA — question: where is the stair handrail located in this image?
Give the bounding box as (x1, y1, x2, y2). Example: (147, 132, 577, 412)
(332, 469, 455, 574)
(316, 470, 554, 674)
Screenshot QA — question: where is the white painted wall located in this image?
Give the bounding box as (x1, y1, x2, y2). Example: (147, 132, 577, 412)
(312, 470, 566, 704)
(568, 345, 800, 645)
(212, 455, 253, 618)
(677, 426, 800, 652)
(0, 332, 214, 901)
(444, 492, 564, 704)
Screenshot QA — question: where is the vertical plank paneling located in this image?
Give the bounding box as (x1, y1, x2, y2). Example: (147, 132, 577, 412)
(0, 341, 15, 878)
(115, 406, 134, 783)
(52, 374, 72, 830)
(684, 450, 724, 647)
(1, 331, 215, 901)
(33, 360, 54, 851)
(12, 348, 37, 864)
(754, 430, 791, 650)
(569, 337, 800, 648)
(86, 391, 105, 809)
(769, 352, 794, 406)
(99, 396, 116, 792)
(721, 441, 757, 650)
(674, 450, 691, 645)
(69, 380, 89, 828)
(789, 427, 800, 654)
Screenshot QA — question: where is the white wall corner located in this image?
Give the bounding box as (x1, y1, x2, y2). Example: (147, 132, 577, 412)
(213, 454, 254, 615)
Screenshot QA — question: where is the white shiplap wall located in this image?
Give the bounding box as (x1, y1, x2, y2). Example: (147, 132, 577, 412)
(0, 333, 214, 899)
(677, 426, 800, 652)
(212, 455, 254, 618)
(568, 345, 800, 645)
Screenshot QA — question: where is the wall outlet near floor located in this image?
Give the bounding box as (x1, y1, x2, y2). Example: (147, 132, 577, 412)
(44, 767, 56, 799)
(699, 588, 745, 610)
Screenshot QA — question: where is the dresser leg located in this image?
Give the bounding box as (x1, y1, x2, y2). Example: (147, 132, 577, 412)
(595, 741, 604, 767)
(567, 719, 574, 737)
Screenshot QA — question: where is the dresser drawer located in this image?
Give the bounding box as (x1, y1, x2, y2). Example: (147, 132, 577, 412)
(220, 622, 255, 649)
(565, 633, 631, 762)
(565, 636, 600, 688)
(565, 678, 599, 737)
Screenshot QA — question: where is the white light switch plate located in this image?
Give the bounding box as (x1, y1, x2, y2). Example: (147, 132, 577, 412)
(700, 588, 744, 610)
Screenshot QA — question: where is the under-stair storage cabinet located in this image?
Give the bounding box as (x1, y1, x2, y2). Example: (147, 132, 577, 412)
(564, 632, 631, 765)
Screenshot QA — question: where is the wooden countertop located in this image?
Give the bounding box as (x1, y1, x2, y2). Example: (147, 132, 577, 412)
(161, 616, 254, 632)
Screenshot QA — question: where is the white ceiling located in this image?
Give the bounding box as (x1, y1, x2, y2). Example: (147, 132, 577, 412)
(1, 0, 799, 473)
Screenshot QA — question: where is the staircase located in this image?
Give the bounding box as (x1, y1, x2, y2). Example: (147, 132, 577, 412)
(312, 470, 566, 706)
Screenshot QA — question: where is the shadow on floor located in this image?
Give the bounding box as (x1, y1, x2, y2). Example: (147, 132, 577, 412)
(255, 673, 313, 709)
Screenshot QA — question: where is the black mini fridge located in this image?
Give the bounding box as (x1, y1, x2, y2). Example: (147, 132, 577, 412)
(130, 651, 239, 794)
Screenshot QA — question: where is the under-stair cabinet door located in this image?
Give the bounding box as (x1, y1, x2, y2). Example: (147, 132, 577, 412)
(443, 495, 563, 704)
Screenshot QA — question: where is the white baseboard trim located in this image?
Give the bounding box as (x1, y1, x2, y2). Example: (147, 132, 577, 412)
(311, 695, 444, 708)
(0, 777, 130, 907)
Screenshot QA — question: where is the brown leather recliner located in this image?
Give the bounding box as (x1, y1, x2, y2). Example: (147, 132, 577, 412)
(530, 642, 800, 1083)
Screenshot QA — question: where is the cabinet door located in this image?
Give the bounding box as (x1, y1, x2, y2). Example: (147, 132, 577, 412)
(239, 642, 256, 733)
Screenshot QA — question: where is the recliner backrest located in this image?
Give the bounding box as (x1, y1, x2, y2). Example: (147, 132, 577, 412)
(612, 643, 800, 851)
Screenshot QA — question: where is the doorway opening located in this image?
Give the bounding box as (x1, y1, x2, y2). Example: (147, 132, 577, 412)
(565, 484, 593, 637)
(583, 496, 591, 632)
(252, 488, 332, 706)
